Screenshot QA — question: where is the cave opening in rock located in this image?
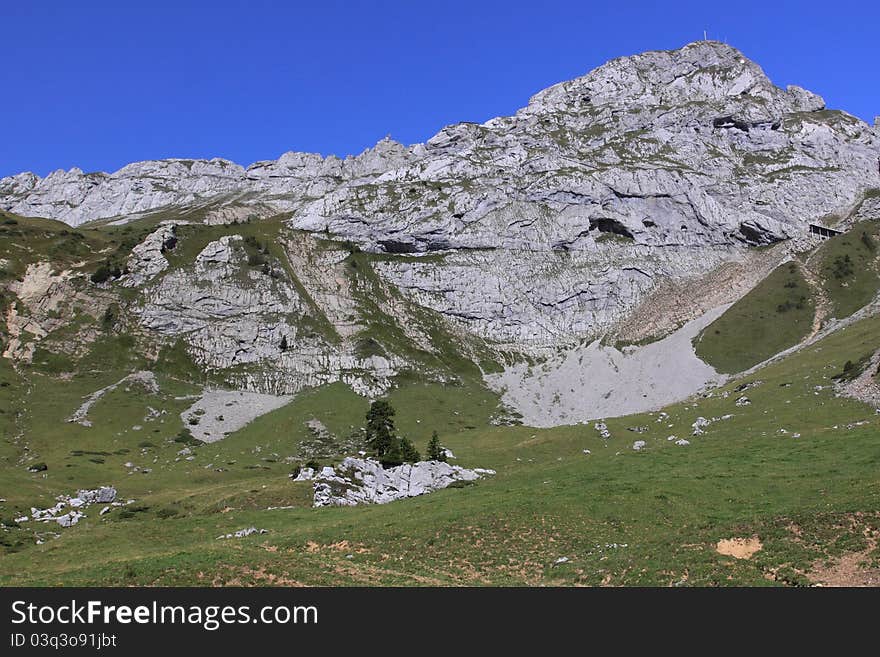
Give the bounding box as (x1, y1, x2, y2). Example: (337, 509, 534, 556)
(589, 218, 634, 239)
(379, 240, 419, 254)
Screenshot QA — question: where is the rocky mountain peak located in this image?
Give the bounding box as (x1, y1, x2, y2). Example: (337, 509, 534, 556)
(0, 40, 875, 239)
(524, 40, 823, 119)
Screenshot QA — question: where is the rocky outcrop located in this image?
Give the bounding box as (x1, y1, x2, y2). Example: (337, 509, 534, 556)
(22, 487, 119, 528)
(217, 527, 268, 539)
(132, 234, 405, 395)
(137, 235, 304, 346)
(2, 261, 111, 363)
(121, 222, 179, 287)
(297, 457, 495, 506)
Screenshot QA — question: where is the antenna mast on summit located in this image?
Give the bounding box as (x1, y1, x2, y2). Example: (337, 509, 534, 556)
(704, 30, 708, 41)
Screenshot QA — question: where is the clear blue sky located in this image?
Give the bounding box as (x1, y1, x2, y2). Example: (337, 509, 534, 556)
(2, 0, 877, 178)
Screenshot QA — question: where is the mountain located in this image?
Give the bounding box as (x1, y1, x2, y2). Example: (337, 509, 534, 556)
(2, 40, 880, 587)
(1, 40, 879, 425)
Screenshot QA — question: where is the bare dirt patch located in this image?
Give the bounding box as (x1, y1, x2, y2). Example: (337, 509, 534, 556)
(209, 566, 306, 587)
(716, 536, 763, 560)
(808, 532, 880, 587)
(809, 552, 880, 587)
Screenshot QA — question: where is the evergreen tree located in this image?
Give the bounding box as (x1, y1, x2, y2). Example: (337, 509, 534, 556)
(379, 439, 403, 467)
(399, 436, 420, 463)
(426, 431, 446, 462)
(379, 435, 420, 467)
(279, 335, 288, 352)
(365, 400, 396, 457)
(364, 400, 422, 466)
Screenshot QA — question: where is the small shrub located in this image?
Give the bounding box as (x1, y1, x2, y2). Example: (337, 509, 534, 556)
(426, 431, 447, 462)
(90, 265, 111, 284)
(173, 428, 201, 446)
(101, 304, 118, 330)
(833, 353, 874, 381)
(831, 254, 854, 280)
(90, 261, 122, 284)
(115, 504, 151, 521)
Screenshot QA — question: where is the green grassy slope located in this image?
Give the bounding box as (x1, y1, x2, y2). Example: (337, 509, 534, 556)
(817, 219, 880, 319)
(0, 210, 157, 282)
(694, 262, 814, 374)
(1, 310, 877, 586)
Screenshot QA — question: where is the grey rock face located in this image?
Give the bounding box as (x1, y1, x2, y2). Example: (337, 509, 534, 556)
(1, 160, 243, 226)
(376, 244, 736, 347)
(138, 235, 302, 346)
(290, 41, 877, 255)
(55, 511, 85, 527)
(133, 235, 403, 396)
